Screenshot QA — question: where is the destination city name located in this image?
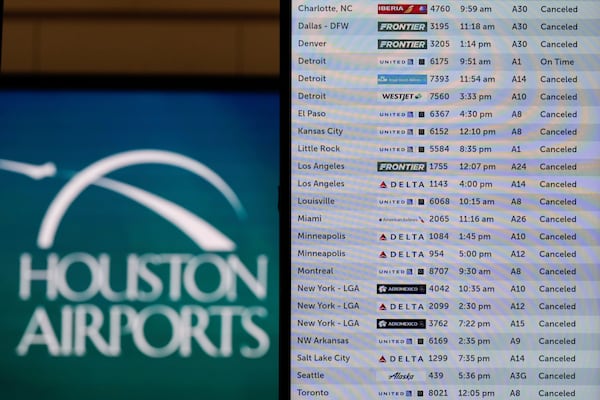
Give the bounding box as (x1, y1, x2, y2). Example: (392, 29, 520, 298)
(297, 371, 325, 380)
(297, 179, 344, 189)
(297, 126, 343, 136)
(296, 336, 349, 345)
(297, 300, 358, 311)
(298, 317, 360, 328)
(298, 74, 327, 82)
(298, 144, 341, 153)
(298, 162, 345, 171)
(297, 92, 326, 100)
(297, 232, 346, 241)
(297, 283, 359, 293)
(298, 40, 327, 48)
(297, 5, 340, 13)
(297, 57, 327, 66)
(297, 266, 334, 275)
(297, 249, 346, 258)
(298, 21, 350, 31)
(297, 196, 336, 206)
(297, 352, 350, 363)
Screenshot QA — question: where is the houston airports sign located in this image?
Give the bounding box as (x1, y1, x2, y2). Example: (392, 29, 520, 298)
(0, 88, 279, 400)
(1, 150, 270, 359)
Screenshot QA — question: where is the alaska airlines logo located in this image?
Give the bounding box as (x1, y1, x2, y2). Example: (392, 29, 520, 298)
(0, 149, 243, 251)
(0, 150, 270, 359)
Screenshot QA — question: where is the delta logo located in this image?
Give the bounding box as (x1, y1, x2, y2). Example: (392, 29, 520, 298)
(378, 302, 425, 312)
(378, 22, 428, 32)
(378, 4, 428, 14)
(0, 150, 270, 359)
(379, 232, 426, 241)
(377, 179, 426, 189)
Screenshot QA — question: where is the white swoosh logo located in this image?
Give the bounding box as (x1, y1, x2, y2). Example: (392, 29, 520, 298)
(0, 150, 244, 252)
(0, 159, 57, 180)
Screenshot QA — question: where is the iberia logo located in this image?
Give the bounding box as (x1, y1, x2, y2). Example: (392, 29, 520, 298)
(377, 4, 428, 14)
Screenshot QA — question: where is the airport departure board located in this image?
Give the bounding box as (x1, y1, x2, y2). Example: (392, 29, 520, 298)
(287, 1, 600, 399)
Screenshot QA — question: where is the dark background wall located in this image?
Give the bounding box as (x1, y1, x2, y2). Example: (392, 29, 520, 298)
(1, 0, 279, 75)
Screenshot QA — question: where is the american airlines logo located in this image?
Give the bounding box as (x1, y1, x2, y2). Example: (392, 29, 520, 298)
(0, 150, 270, 359)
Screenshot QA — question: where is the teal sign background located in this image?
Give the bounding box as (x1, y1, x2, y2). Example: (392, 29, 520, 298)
(0, 89, 279, 399)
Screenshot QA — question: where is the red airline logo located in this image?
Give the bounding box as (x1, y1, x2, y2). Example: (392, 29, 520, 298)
(378, 4, 428, 14)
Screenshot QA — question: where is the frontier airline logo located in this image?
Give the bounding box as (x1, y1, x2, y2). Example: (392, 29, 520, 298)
(378, 22, 428, 32)
(378, 40, 428, 50)
(0, 150, 270, 359)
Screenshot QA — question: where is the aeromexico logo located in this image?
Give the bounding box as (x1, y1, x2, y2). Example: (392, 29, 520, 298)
(0, 150, 269, 359)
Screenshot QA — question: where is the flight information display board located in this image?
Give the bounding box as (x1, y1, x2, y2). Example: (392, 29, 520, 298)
(287, 1, 600, 399)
